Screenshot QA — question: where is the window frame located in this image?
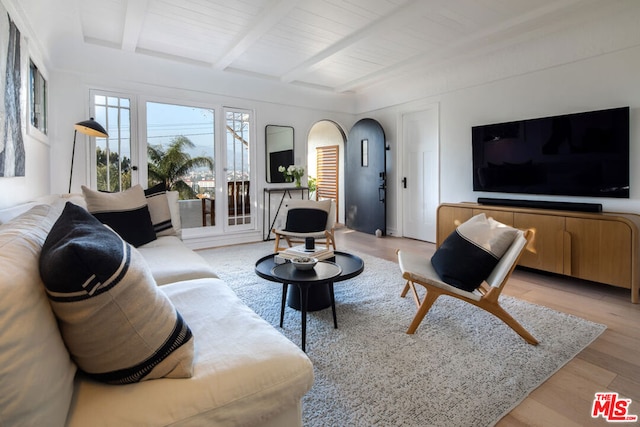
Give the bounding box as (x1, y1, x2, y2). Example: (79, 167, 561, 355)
(88, 89, 138, 190)
(222, 106, 256, 232)
(27, 58, 48, 143)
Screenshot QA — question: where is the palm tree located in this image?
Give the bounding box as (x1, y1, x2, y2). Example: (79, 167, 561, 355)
(148, 135, 214, 199)
(96, 146, 131, 192)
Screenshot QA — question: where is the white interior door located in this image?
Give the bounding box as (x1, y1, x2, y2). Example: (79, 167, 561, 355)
(402, 107, 439, 242)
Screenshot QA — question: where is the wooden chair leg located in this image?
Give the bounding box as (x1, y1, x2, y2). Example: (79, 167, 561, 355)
(273, 233, 281, 253)
(406, 290, 440, 334)
(481, 301, 539, 345)
(326, 230, 337, 250)
(400, 280, 411, 297)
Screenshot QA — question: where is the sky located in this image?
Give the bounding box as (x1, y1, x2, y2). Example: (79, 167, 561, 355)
(146, 101, 215, 160)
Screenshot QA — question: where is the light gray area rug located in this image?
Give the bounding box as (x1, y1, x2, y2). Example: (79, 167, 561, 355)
(198, 241, 606, 427)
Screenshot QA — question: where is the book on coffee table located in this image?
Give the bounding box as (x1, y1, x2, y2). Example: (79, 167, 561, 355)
(279, 245, 334, 261)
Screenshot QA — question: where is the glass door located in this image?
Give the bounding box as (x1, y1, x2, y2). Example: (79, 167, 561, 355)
(224, 108, 254, 231)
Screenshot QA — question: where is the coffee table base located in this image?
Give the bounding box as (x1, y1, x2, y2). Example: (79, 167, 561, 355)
(286, 283, 331, 311)
(280, 282, 338, 352)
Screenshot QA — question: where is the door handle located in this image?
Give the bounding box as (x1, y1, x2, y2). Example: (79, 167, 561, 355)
(402, 177, 407, 188)
(378, 187, 385, 202)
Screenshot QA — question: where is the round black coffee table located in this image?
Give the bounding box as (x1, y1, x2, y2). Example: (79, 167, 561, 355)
(255, 251, 365, 351)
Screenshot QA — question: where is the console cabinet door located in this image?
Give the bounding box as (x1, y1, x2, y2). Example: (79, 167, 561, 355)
(514, 213, 565, 274)
(565, 218, 632, 288)
(472, 209, 514, 226)
(436, 205, 473, 246)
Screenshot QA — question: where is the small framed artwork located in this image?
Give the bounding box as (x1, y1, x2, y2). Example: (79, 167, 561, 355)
(361, 139, 368, 167)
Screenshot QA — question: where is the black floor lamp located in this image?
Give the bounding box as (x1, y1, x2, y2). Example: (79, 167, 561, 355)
(69, 117, 109, 193)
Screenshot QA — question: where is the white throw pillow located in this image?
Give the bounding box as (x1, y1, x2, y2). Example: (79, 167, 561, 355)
(166, 190, 182, 238)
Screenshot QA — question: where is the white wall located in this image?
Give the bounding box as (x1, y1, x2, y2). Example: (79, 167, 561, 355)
(362, 43, 640, 236)
(0, 0, 50, 209)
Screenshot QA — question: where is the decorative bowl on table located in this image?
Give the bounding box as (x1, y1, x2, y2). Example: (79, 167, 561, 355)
(291, 257, 318, 270)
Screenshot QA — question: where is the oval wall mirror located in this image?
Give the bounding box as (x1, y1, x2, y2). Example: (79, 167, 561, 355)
(265, 125, 294, 183)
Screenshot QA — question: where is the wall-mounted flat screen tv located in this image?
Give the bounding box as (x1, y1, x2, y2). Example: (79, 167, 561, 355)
(472, 106, 630, 198)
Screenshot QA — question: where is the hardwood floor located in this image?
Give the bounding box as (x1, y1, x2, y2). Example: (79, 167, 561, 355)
(333, 227, 640, 426)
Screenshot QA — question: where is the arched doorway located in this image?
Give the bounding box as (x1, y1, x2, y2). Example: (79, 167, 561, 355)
(307, 120, 346, 224)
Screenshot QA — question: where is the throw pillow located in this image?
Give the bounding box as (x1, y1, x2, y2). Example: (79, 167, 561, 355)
(166, 191, 182, 237)
(285, 208, 328, 233)
(82, 184, 156, 247)
(39, 202, 195, 384)
(144, 182, 177, 237)
(431, 213, 518, 292)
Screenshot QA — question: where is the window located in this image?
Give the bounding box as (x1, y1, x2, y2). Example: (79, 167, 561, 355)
(88, 90, 256, 237)
(146, 101, 215, 228)
(93, 93, 133, 192)
(28, 59, 47, 136)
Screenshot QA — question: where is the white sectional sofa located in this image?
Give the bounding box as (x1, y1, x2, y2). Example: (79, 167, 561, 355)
(0, 192, 313, 427)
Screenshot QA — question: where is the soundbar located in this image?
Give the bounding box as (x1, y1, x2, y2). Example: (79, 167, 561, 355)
(477, 198, 603, 213)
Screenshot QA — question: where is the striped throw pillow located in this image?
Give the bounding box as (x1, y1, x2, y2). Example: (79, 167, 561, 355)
(82, 184, 156, 247)
(431, 213, 518, 292)
(144, 183, 177, 237)
(39, 202, 195, 384)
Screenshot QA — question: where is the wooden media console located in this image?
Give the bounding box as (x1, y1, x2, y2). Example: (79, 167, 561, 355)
(437, 203, 640, 303)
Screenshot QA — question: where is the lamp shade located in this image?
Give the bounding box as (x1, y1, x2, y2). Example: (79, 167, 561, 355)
(74, 118, 108, 137)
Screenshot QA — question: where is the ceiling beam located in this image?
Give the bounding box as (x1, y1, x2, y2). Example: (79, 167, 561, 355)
(335, 0, 585, 93)
(279, 0, 427, 84)
(122, 0, 149, 52)
(213, 0, 299, 71)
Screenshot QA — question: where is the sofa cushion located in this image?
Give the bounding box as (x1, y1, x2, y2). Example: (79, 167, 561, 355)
(0, 204, 76, 426)
(138, 236, 218, 285)
(82, 184, 156, 247)
(39, 202, 195, 384)
(144, 183, 177, 237)
(431, 213, 518, 291)
(66, 279, 314, 427)
(0, 201, 39, 224)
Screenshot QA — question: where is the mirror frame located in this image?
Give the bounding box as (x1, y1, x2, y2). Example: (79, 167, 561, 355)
(265, 125, 294, 183)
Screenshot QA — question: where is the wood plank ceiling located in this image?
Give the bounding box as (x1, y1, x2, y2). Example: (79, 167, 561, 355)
(18, 0, 640, 93)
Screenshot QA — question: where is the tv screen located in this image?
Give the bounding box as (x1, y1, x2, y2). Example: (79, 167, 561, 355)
(472, 106, 630, 198)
